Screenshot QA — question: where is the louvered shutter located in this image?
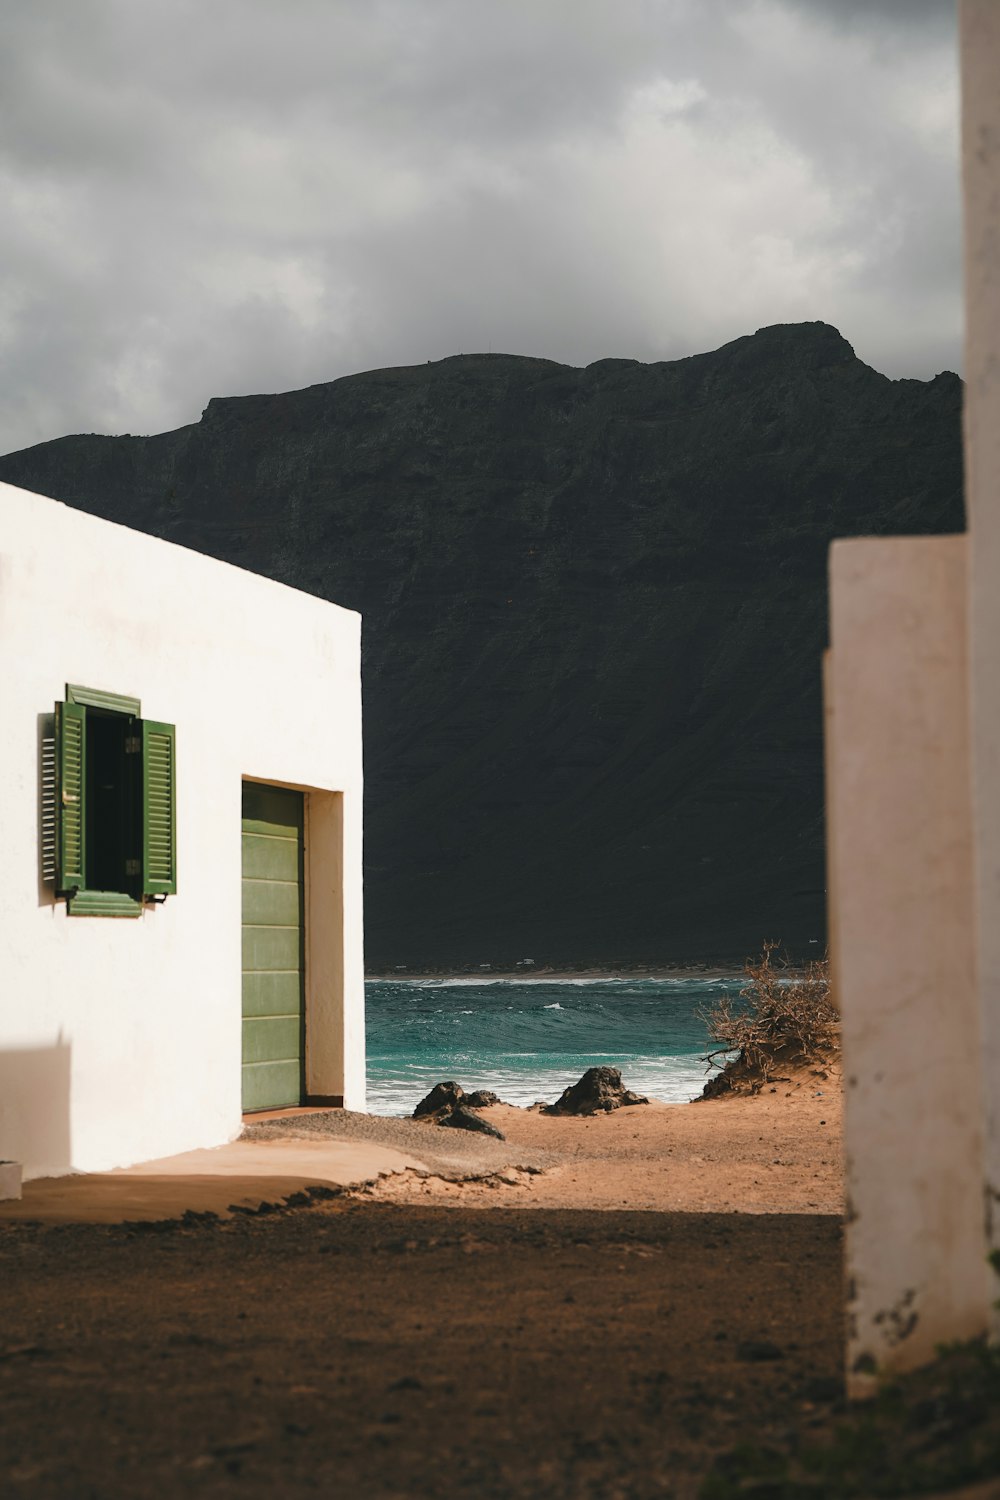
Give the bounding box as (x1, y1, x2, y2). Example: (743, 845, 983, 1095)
(55, 700, 86, 891)
(141, 719, 177, 895)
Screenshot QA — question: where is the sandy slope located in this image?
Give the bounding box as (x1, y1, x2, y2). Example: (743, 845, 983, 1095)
(247, 1061, 843, 1216)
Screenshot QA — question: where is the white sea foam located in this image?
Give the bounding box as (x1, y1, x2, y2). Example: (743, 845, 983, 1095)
(365, 1052, 715, 1115)
(370, 972, 742, 988)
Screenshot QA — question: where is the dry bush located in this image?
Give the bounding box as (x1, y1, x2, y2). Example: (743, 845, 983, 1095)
(699, 941, 839, 1096)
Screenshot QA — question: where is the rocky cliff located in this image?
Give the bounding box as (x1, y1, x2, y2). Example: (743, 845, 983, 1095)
(0, 322, 964, 969)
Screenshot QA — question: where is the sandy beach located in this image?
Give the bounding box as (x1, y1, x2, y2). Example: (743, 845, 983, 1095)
(244, 1059, 844, 1216)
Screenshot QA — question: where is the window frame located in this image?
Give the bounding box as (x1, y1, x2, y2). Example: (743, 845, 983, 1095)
(52, 684, 177, 916)
(66, 683, 141, 716)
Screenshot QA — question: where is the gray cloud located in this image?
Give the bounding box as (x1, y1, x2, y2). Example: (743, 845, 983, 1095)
(791, 0, 954, 32)
(0, 0, 961, 455)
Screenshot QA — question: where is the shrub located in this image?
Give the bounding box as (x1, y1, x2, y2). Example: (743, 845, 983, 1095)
(699, 941, 838, 1096)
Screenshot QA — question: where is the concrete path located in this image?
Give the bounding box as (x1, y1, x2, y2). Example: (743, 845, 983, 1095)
(0, 1137, 429, 1224)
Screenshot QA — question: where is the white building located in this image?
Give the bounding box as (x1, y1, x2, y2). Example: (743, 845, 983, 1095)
(827, 0, 1000, 1394)
(0, 479, 365, 1180)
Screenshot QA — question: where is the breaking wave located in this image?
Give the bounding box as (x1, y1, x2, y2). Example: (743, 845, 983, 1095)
(365, 976, 743, 1116)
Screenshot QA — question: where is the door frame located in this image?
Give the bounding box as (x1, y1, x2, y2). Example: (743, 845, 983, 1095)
(241, 778, 347, 1111)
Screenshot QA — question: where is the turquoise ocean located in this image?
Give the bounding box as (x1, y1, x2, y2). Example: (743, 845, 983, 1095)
(364, 976, 743, 1116)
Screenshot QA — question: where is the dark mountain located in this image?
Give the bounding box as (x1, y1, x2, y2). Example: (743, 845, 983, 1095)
(0, 322, 964, 969)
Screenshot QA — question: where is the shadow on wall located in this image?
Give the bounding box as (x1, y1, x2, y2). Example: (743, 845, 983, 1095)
(0, 1038, 72, 1178)
(37, 711, 56, 909)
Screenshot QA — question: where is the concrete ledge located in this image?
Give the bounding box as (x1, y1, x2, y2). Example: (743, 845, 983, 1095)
(0, 1139, 428, 1223)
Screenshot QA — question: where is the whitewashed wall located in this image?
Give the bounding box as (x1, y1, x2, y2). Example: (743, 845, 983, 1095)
(961, 0, 1000, 1304)
(827, 536, 986, 1394)
(0, 479, 365, 1178)
(825, 1, 1000, 1388)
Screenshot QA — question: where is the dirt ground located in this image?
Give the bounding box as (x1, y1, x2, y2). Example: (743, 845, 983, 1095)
(0, 1202, 842, 1500)
(2, 1067, 994, 1498)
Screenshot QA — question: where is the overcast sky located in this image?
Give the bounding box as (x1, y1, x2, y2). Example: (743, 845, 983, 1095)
(0, 0, 960, 456)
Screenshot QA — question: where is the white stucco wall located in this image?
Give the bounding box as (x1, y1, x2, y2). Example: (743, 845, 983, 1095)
(0, 479, 365, 1178)
(961, 0, 1000, 1292)
(828, 536, 986, 1396)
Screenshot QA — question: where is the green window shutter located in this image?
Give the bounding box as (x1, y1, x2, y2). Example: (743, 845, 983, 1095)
(55, 700, 86, 891)
(141, 719, 177, 895)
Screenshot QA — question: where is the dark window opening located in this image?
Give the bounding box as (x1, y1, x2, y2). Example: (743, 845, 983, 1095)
(53, 685, 177, 912)
(85, 710, 135, 894)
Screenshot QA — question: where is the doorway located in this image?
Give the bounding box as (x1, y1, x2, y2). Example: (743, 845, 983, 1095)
(241, 782, 305, 1111)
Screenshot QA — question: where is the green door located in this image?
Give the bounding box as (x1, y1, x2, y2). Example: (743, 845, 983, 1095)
(242, 783, 305, 1111)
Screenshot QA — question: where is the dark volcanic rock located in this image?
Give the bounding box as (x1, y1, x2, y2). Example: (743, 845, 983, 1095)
(544, 1066, 648, 1115)
(413, 1083, 505, 1137)
(413, 1082, 465, 1119)
(440, 1105, 505, 1139)
(701, 1070, 736, 1100)
(0, 324, 964, 967)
